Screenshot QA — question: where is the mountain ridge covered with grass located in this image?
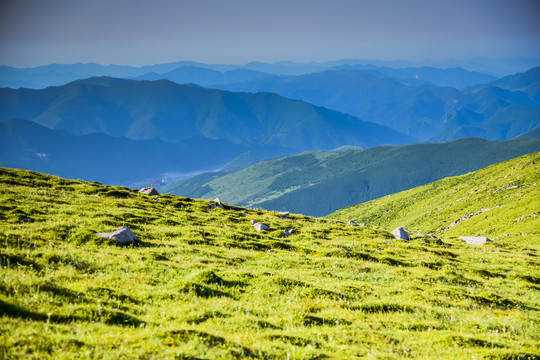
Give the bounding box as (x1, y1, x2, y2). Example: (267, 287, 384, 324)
(162, 137, 540, 216)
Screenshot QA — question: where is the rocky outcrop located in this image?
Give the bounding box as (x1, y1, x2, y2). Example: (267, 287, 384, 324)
(439, 206, 503, 232)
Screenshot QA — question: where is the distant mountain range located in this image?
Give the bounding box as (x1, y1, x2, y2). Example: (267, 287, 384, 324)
(0, 77, 408, 150)
(0, 77, 412, 185)
(161, 138, 540, 217)
(2, 57, 539, 89)
(1, 60, 538, 190)
(217, 67, 540, 142)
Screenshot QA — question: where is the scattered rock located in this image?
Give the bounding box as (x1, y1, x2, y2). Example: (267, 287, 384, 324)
(284, 229, 295, 237)
(439, 206, 503, 232)
(348, 220, 361, 227)
(340, 248, 352, 252)
(210, 198, 224, 209)
(391, 227, 410, 240)
(278, 211, 290, 216)
(459, 236, 492, 245)
(22, 217, 34, 223)
(251, 220, 269, 232)
(139, 187, 159, 196)
(96, 226, 138, 244)
(90, 194, 100, 197)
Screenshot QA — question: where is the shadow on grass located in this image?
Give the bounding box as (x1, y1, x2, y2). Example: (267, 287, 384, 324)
(0, 253, 43, 271)
(165, 329, 258, 358)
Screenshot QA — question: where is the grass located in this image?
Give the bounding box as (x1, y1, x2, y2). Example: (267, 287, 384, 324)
(161, 137, 540, 217)
(1, 166, 539, 359)
(328, 151, 540, 242)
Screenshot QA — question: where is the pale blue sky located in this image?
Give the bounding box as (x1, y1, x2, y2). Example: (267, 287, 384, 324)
(1, 0, 539, 67)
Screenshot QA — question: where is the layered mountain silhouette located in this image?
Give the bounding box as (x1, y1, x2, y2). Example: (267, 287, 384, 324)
(0, 77, 409, 150)
(162, 137, 540, 216)
(217, 67, 540, 141)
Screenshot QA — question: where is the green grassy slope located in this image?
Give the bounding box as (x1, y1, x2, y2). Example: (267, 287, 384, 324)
(163, 137, 540, 217)
(328, 152, 540, 242)
(1, 167, 539, 359)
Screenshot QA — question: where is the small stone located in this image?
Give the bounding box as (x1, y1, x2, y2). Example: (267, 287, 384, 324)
(96, 226, 138, 244)
(139, 187, 159, 196)
(251, 220, 269, 232)
(284, 229, 295, 237)
(213, 198, 224, 209)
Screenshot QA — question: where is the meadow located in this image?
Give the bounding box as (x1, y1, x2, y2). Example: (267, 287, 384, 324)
(0, 166, 538, 359)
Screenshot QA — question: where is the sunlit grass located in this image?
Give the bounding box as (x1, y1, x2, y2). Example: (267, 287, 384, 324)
(1, 167, 539, 359)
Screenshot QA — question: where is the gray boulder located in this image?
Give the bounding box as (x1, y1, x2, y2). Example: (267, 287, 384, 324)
(391, 227, 410, 240)
(251, 219, 270, 232)
(139, 187, 159, 196)
(459, 236, 492, 245)
(96, 226, 138, 244)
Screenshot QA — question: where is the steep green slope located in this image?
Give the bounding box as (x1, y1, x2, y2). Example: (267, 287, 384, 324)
(163, 137, 540, 217)
(1, 167, 539, 359)
(328, 152, 540, 241)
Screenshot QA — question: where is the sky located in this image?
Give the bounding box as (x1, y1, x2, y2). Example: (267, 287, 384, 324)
(0, 0, 539, 67)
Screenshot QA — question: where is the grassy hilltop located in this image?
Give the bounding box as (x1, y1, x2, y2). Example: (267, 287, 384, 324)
(0, 164, 539, 359)
(328, 152, 540, 241)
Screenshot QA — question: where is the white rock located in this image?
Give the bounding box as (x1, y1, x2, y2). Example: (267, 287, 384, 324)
(96, 226, 138, 244)
(459, 236, 492, 245)
(213, 198, 224, 209)
(391, 227, 410, 240)
(139, 187, 159, 196)
(251, 219, 269, 232)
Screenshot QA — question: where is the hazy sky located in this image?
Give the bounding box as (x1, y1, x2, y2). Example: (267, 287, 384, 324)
(1, 0, 539, 67)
